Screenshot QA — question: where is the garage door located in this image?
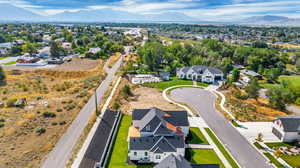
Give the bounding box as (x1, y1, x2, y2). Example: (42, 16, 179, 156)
(272, 127, 282, 140)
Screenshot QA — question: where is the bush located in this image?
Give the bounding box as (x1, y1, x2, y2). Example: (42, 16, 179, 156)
(42, 112, 56, 118)
(295, 97, 300, 106)
(112, 101, 120, 110)
(56, 108, 63, 112)
(59, 121, 66, 125)
(6, 98, 17, 107)
(64, 104, 76, 111)
(36, 128, 46, 135)
(0, 123, 4, 128)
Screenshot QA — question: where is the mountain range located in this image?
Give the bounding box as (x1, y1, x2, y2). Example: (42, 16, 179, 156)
(0, 3, 299, 26)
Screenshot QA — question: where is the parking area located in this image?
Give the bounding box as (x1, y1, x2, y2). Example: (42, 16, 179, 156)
(237, 122, 280, 142)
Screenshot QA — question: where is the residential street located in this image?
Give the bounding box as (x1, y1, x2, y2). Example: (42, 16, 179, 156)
(170, 87, 272, 168)
(40, 47, 131, 168)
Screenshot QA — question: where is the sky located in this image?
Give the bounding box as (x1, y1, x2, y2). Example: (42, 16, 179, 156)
(1, 0, 300, 21)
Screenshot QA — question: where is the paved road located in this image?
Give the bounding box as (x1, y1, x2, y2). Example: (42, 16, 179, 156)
(79, 110, 118, 168)
(40, 47, 131, 168)
(170, 87, 272, 168)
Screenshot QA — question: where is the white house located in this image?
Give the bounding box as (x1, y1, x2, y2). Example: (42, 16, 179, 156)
(88, 47, 101, 54)
(272, 116, 300, 142)
(128, 136, 185, 163)
(177, 65, 224, 83)
(131, 74, 161, 84)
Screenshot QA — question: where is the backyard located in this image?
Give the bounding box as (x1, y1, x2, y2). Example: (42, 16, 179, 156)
(143, 77, 208, 90)
(185, 149, 225, 168)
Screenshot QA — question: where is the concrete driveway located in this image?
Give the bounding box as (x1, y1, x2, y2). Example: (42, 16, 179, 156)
(170, 87, 272, 168)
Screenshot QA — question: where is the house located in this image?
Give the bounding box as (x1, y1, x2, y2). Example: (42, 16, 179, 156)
(272, 116, 300, 142)
(88, 48, 101, 54)
(38, 47, 50, 58)
(131, 74, 161, 84)
(154, 154, 192, 168)
(240, 69, 262, 79)
(177, 65, 224, 83)
(131, 107, 189, 137)
(159, 72, 170, 81)
(128, 135, 185, 163)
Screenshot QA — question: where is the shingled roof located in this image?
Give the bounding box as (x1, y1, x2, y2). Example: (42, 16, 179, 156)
(276, 116, 300, 132)
(154, 154, 192, 168)
(132, 107, 189, 135)
(178, 65, 223, 75)
(129, 136, 185, 152)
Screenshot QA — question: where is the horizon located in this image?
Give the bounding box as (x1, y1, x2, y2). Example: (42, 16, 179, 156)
(0, 0, 300, 22)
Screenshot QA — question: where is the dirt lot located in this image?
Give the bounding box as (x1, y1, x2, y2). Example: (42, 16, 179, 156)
(113, 79, 182, 114)
(0, 60, 105, 168)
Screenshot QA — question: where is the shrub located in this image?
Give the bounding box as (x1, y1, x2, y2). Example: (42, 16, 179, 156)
(42, 112, 56, 118)
(0, 123, 4, 128)
(295, 97, 300, 106)
(52, 122, 58, 126)
(63, 104, 76, 111)
(59, 121, 66, 125)
(56, 108, 63, 112)
(112, 101, 120, 110)
(6, 98, 17, 107)
(36, 128, 46, 135)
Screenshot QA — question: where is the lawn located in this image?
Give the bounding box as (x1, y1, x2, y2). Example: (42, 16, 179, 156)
(144, 77, 208, 90)
(253, 142, 264, 150)
(260, 75, 300, 89)
(281, 154, 300, 167)
(265, 142, 293, 149)
(263, 153, 284, 168)
(4, 60, 16, 65)
(204, 128, 240, 168)
(107, 115, 153, 168)
(186, 149, 225, 168)
(0, 56, 8, 60)
(186, 127, 209, 144)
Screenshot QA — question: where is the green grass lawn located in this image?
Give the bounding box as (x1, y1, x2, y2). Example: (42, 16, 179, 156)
(253, 142, 264, 150)
(107, 115, 153, 168)
(281, 154, 300, 167)
(0, 56, 8, 60)
(263, 153, 284, 168)
(204, 128, 240, 168)
(260, 75, 300, 89)
(186, 149, 225, 168)
(143, 77, 208, 90)
(186, 127, 209, 144)
(4, 61, 16, 65)
(265, 142, 293, 149)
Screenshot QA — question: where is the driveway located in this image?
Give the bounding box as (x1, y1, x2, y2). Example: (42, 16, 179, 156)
(170, 87, 272, 168)
(40, 47, 131, 168)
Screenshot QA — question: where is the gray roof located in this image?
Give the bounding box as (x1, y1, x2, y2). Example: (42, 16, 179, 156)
(276, 116, 300, 132)
(129, 136, 184, 152)
(178, 65, 223, 75)
(159, 72, 170, 77)
(132, 107, 189, 135)
(240, 69, 261, 77)
(154, 154, 192, 168)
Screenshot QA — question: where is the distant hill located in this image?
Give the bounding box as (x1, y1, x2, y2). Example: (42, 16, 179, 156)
(243, 15, 300, 26)
(0, 3, 41, 21)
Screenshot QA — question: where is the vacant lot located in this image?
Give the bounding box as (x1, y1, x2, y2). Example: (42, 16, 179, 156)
(0, 61, 105, 168)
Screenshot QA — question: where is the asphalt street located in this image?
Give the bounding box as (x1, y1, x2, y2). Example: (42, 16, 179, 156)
(170, 87, 272, 168)
(40, 47, 131, 168)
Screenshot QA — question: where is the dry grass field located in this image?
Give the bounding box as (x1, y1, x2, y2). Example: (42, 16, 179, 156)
(0, 60, 105, 168)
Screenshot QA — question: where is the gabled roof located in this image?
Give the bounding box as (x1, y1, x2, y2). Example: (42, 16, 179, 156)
(178, 65, 223, 75)
(275, 116, 300, 132)
(154, 154, 192, 168)
(129, 136, 184, 151)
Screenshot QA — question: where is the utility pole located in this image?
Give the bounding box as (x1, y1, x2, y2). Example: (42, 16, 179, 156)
(95, 90, 98, 115)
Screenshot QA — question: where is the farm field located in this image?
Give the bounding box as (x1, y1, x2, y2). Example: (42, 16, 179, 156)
(0, 60, 105, 168)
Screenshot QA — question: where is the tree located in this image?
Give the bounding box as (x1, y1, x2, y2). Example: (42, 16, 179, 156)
(0, 66, 5, 84)
(0, 35, 5, 43)
(50, 41, 61, 58)
(21, 42, 37, 55)
(245, 78, 260, 100)
(252, 41, 268, 48)
(231, 68, 240, 82)
(265, 68, 281, 83)
(267, 87, 294, 111)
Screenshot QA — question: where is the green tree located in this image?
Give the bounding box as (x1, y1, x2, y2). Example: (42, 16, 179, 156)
(232, 68, 240, 82)
(50, 41, 61, 58)
(0, 35, 5, 43)
(0, 66, 5, 84)
(267, 87, 294, 110)
(245, 78, 260, 100)
(21, 42, 37, 55)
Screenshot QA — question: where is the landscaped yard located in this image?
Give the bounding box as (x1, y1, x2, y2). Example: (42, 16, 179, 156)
(265, 142, 293, 149)
(186, 127, 209, 144)
(281, 154, 300, 167)
(107, 115, 153, 168)
(143, 77, 208, 90)
(205, 128, 240, 168)
(260, 75, 300, 89)
(263, 153, 284, 168)
(253, 142, 264, 150)
(186, 149, 225, 168)
(4, 60, 16, 65)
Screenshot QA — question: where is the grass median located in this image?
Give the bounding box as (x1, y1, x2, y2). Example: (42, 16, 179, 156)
(205, 128, 240, 168)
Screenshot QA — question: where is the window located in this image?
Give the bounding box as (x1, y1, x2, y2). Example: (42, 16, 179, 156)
(145, 152, 148, 156)
(134, 152, 137, 156)
(156, 155, 161, 159)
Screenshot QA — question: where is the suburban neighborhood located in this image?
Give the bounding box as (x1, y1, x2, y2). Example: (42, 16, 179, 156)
(1, 1, 300, 168)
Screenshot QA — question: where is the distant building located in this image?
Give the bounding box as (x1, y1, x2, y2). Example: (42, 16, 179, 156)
(177, 65, 224, 83)
(159, 72, 170, 81)
(87, 47, 101, 54)
(272, 116, 300, 142)
(130, 74, 161, 84)
(38, 47, 50, 58)
(240, 69, 262, 79)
